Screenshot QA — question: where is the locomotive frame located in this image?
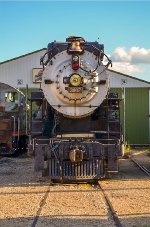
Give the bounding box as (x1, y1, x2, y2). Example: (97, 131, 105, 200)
(28, 36, 123, 182)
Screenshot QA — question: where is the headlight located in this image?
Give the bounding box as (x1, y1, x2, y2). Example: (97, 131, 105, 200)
(69, 74, 82, 87)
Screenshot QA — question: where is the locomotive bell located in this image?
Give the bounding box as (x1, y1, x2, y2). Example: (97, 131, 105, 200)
(69, 146, 84, 163)
(67, 41, 84, 54)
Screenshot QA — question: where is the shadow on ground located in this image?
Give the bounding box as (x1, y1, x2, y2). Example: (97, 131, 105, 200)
(0, 215, 150, 227)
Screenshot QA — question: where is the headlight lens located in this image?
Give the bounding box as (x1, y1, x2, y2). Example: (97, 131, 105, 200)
(69, 74, 82, 87)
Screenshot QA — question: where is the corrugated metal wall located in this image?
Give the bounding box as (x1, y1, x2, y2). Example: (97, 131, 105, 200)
(0, 49, 45, 88)
(111, 88, 149, 144)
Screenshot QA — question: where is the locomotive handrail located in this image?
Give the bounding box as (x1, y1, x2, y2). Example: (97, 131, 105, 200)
(40, 43, 112, 71)
(11, 115, 19, 144)
(11, 116, 16, 133)
(51, 104, 101, 107)
(40, 44, 68, 69)
(83, 43, 112, 69)
(35, 138, 120, 143)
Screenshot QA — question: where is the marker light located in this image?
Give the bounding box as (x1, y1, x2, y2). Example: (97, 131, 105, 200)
(72, 55, 80, 70)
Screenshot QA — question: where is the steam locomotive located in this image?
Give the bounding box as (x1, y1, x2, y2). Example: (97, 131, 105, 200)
(29, 36, 123, 182)
(0, 82, 27, 155)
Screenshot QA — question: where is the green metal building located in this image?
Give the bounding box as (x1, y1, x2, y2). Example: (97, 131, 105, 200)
(109, 70, 150, 145)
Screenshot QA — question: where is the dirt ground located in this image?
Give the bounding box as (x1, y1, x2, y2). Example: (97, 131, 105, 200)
(101, 150, 150, 227)
(0, 150, 150, 227)
(0, 156, 114, 227)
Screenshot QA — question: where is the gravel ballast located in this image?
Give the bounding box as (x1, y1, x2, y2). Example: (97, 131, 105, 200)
(100, 154, 150, 227)
(0, 157, 114, 227)
(0, 150, 150, 227)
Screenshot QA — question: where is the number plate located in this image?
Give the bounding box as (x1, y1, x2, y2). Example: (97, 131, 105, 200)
(68, 87, 83, 93)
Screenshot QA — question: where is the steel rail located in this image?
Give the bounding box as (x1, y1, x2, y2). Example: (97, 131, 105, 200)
(30, 181, 123, 227)
(130, 157, 150, 177)
(30, 184, 51, 227)
(97, 182, 123, 227)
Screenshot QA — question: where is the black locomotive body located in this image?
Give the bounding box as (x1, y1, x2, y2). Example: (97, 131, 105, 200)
(29, 36, 123, 182)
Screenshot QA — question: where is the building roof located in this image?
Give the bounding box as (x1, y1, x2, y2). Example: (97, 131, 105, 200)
(108, 69, 150, 85)
(0, 48, 47, 65)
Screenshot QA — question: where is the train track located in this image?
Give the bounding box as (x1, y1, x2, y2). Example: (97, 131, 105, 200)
(30, 181, 123, 227)
(97, 182, 123, 227)
(130, 157, 150, 177)
(31, 183, 51, 227)
(31, 151, 150, 227)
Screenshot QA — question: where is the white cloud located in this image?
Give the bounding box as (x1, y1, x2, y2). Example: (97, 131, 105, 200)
(129, 47, 150, 64)
(111, 47, 131, 62)
(111, 62, 144, 75)
(111, 46, 150, 64)
(106, 46, 150, 74)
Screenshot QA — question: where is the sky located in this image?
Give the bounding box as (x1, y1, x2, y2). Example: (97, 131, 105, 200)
(0, 1, 150, 81)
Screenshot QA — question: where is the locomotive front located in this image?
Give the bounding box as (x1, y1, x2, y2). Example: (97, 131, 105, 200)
(30, 36, 123, 182)
(41, 36, 109, 118)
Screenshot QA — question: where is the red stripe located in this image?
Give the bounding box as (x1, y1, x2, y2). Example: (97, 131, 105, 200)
(12, 131, 19, 136)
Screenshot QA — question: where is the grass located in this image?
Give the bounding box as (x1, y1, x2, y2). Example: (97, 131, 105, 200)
(123, 142, 131, 159)
(145, 148, 150, 156)
(80, 184, 92, 188)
